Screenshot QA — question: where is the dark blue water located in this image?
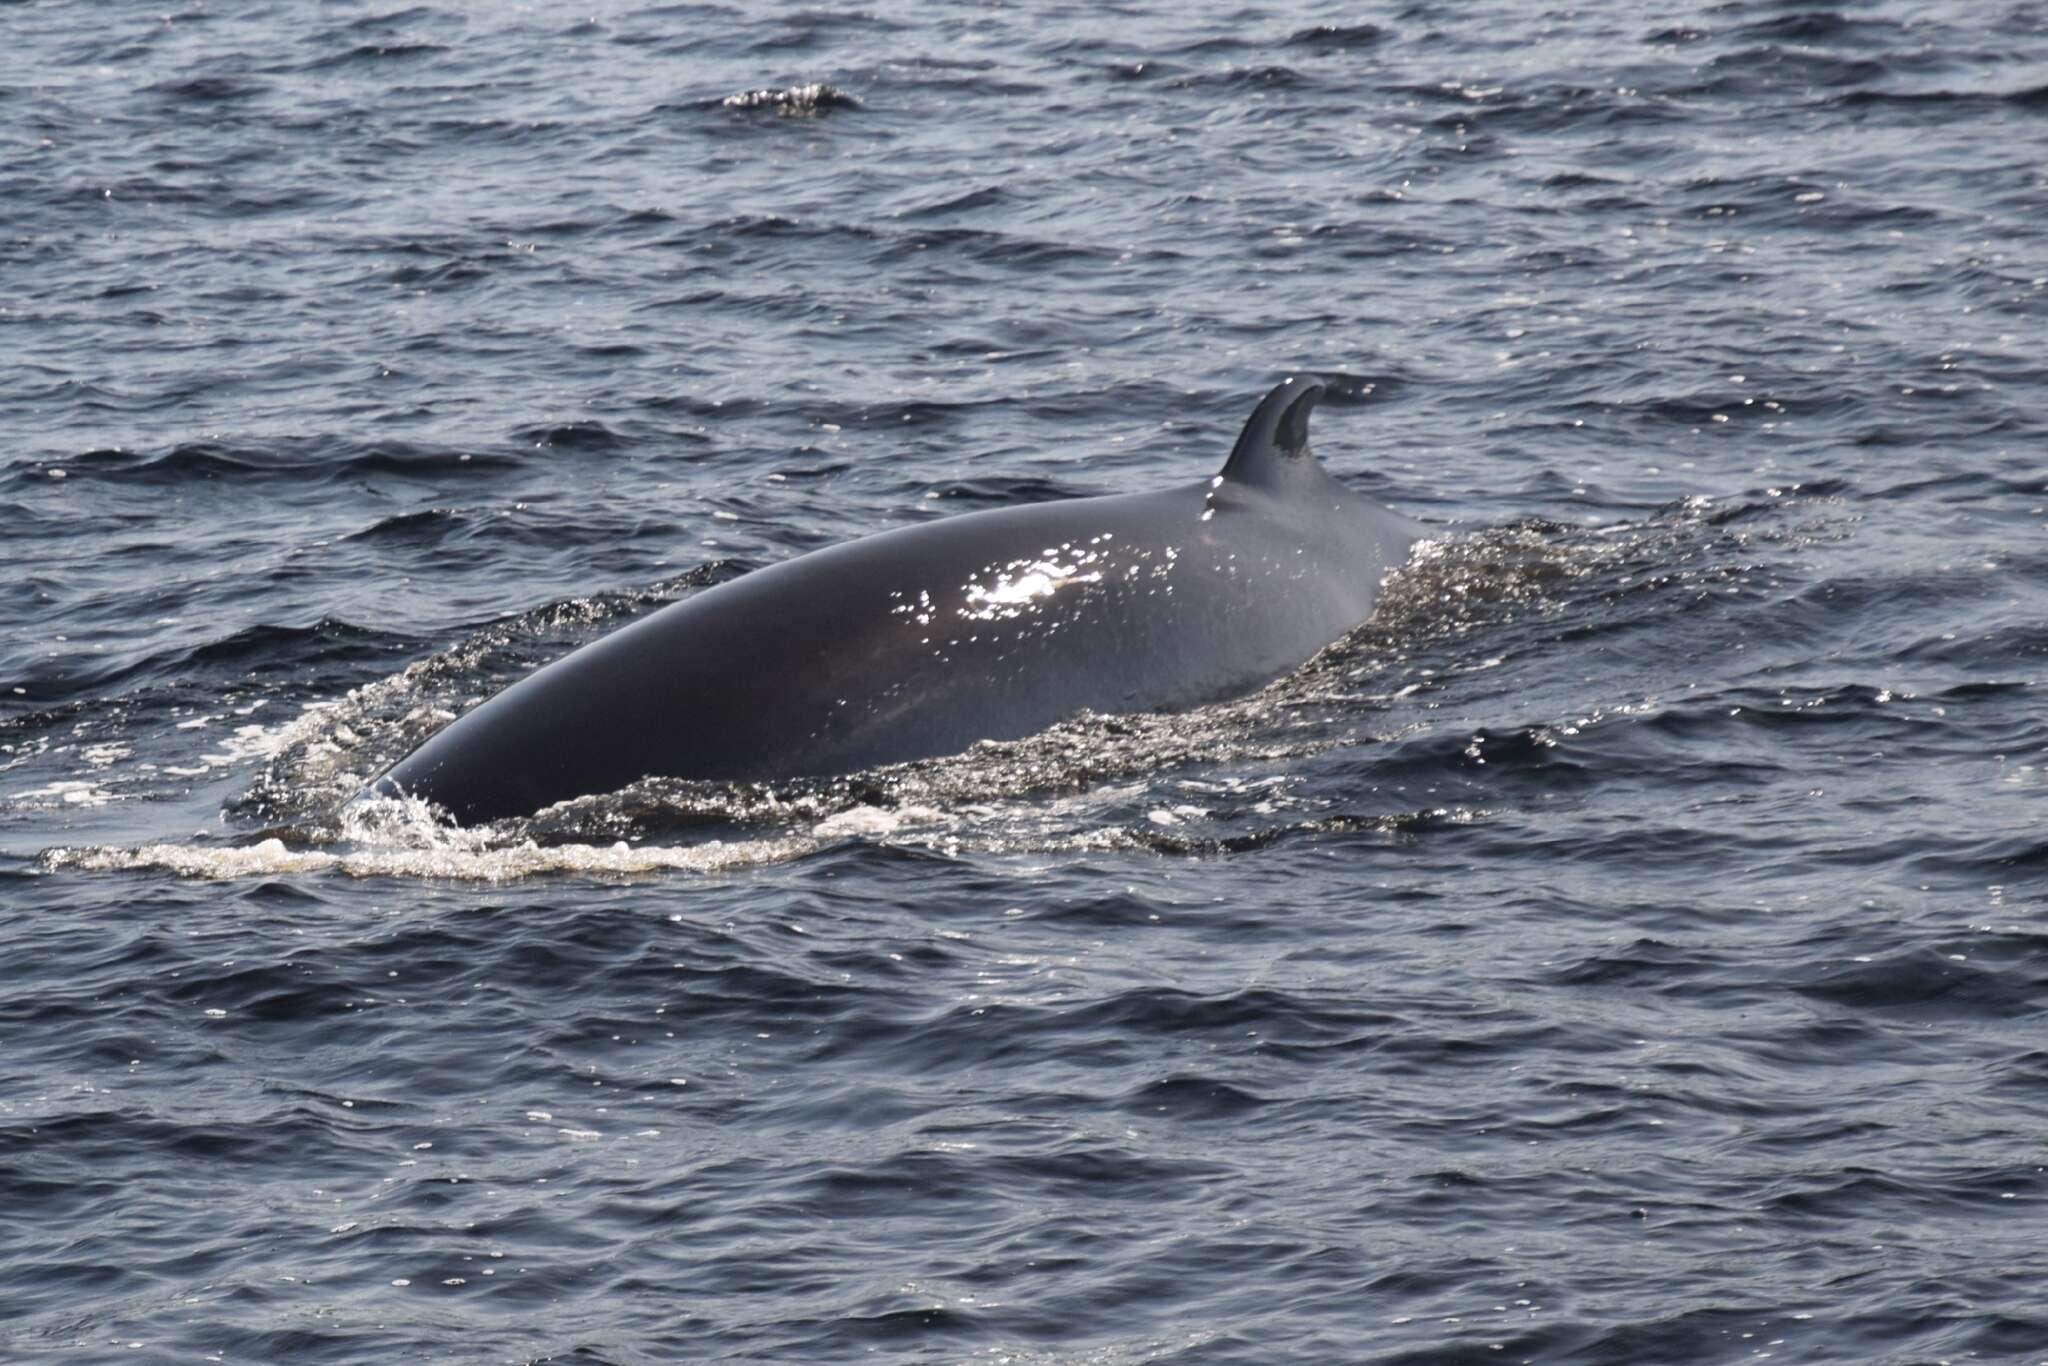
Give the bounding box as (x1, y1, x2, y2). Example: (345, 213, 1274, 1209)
(6, 1, 2048, 1360)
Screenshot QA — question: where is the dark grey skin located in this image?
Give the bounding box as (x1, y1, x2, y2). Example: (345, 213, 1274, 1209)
(367, 377, 1424, 824)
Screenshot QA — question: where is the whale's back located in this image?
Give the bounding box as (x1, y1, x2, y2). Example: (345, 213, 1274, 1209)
(370, 379, 1421, 823)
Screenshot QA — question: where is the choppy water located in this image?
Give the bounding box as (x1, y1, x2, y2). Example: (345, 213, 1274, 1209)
(6, 0, 2048, 1361)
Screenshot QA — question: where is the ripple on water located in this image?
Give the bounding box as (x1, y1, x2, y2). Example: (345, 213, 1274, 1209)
(5, 0, 2048, 1359)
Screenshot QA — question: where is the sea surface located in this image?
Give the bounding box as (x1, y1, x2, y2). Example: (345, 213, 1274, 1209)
(4, 0, 2047, 1361)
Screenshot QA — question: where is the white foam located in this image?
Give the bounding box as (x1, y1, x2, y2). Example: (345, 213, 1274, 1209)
(43, 833, 816, 883)
(10, 780, 118, 808)
(812, 802, 948, 838)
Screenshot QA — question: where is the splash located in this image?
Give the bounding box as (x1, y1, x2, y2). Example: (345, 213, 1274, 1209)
(228, 567, 733, 829)
(44, 831, 816, 882)
(41, 501, 1834, 882)
(720, 83, 861, 116)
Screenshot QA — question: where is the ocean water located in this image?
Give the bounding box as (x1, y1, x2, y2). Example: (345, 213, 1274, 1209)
(5, 0, 2048, 1360)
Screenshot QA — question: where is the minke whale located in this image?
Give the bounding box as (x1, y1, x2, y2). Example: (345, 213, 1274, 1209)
(366, 376, 1424, 824)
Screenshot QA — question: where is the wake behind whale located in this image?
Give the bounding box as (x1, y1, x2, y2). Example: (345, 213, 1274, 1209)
(367, 377, 1425, 824)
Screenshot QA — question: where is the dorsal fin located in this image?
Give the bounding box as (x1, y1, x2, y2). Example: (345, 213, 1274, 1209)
(1217, 376, 1327, 489)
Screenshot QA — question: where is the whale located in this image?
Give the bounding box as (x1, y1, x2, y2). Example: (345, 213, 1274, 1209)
(365, 376, 1425, 824)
